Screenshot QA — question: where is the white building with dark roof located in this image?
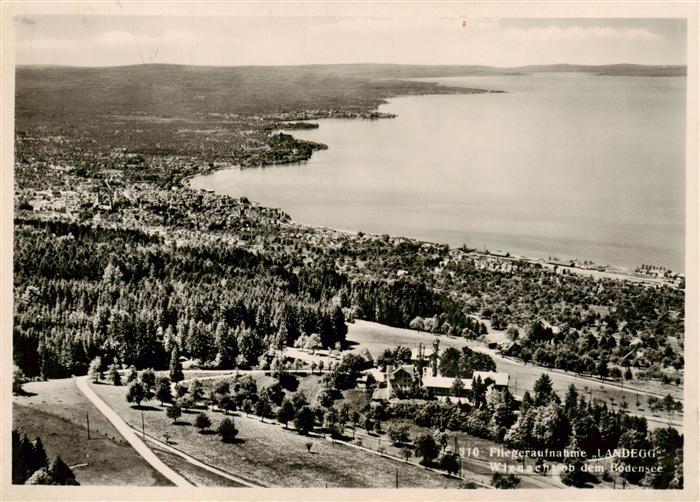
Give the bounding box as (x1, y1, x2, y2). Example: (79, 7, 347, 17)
(422, 375, 471, 397)
(388, 364, 415, 393)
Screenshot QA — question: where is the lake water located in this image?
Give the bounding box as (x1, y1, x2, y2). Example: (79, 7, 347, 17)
(190, 73, 686, 271)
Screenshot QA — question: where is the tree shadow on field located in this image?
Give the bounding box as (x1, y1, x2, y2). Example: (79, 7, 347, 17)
(131, 404, 160, 412)
(13, 388, 37, 397)
(221, 437, 246, 445)
(199, 430, 217, 436)
(172, 420, 192, 426)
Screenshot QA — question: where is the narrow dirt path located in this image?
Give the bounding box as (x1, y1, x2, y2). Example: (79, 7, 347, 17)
(75, 376, 193, 487)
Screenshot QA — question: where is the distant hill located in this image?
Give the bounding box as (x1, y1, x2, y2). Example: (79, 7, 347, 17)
(323, 62, 686, 77)
(16, 62, 686, 80)
(324, 62, 686, 77)
(510, 63, 686, 77)
(13, 61, 686, 181)
(14, 62, 685, 143)
(14, 62, 685, 136)
(14, 64, 493, 123)
(14, 64, 494, 162)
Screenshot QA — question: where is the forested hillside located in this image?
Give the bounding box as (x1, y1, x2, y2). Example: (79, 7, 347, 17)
(14, 63, 685, 386)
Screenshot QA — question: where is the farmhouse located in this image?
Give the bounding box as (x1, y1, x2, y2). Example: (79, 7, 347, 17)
(387, 364, 415, 393)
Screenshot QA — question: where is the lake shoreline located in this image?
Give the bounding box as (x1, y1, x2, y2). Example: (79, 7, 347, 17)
(187, 166, 682, 286)
(188, 75, 684, 278)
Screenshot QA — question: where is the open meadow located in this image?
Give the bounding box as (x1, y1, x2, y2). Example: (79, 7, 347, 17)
(13, 379, 171, 486)
(90, 381, 465, 488)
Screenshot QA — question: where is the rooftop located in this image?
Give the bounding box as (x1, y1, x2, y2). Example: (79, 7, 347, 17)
(473, 371, 510, 387)
(391, 365, 416, 378)
(422, 375, 471, 390)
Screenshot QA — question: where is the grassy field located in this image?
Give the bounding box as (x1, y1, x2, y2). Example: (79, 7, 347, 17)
(346, 321, 682, 427)
(186, 373, 561, 488)
(12, 379, 171, 486)
(90, 381, 464, 488)
(188, 374, 603, 489)
(151, 447, 245, 487)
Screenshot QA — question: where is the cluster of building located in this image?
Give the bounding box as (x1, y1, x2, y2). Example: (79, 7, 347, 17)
(373, 365, 509, 402)
(18, 182, 110, 216)
(360, 342, 509, 404)
(15, 164, 292, 233)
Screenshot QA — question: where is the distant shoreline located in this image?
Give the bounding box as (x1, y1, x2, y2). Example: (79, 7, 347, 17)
(184, 76, 683, 279)
(187, 170, 682, 286)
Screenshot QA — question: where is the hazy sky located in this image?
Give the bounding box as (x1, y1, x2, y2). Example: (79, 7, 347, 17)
(14, 16, 686, 67)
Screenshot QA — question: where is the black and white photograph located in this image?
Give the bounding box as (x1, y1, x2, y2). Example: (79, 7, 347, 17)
(1, 1, 698, 499)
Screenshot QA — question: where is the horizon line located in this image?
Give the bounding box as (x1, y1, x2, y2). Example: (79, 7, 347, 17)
(15, 61, 688, 70)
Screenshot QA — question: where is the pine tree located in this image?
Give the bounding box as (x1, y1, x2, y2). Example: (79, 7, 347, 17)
(471, 375, 487, 409)
(141, 368, 156, 392)
(533, 374, 554, 406)
(126, 365, 138, 383)
(194, 412, 212, 433)
(217, 417, 238, 442)
(166, 402, 182, 424)
(30, 437, 49, 476)
(155, 376, 172, 405)
(215, 321, 239, 368)
(17, 434, 35, 483)
(520, 391, 533, 412)
(332, 306, 347, 347)
(169, 345, 184, 382)
(87, 356, 102, 383)
(564, 384, 578, 418)
(450, 378, 465, 398)
(50, 455, 79, 485)
(12, 430, 27, 484)
(107, 364, 122, 386)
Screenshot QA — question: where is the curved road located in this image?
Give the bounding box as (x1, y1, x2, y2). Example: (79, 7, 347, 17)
(75, 376, 193, 487)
